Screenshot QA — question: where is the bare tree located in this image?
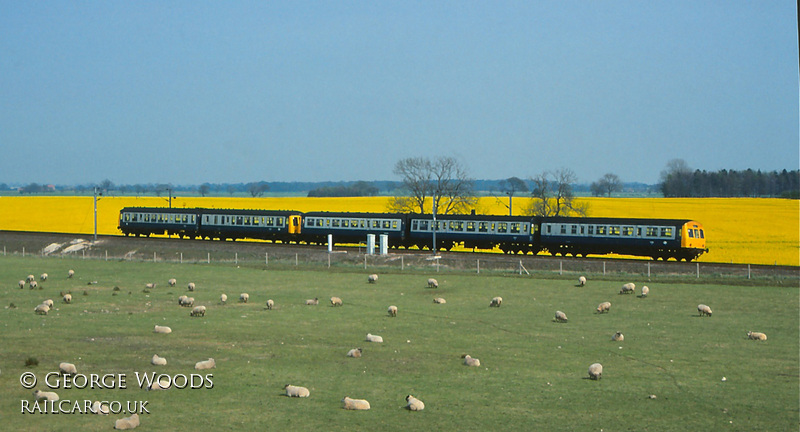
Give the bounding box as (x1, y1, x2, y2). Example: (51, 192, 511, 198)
(388, 156, 477, 214)
(496, 176, 528, 215)
(247, 181, 270, 197)
(526, 168, 588, 217)
(590, 173, 622, 197)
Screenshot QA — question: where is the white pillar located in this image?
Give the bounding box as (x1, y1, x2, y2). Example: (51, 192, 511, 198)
(367, 234, 376, 255)
(379, 234, 388, 255)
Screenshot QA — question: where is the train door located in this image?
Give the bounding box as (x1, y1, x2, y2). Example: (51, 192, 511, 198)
(289, 215, 302, 234)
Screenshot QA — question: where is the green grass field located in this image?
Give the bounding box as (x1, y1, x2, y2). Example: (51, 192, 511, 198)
(0, 256, 797, 431)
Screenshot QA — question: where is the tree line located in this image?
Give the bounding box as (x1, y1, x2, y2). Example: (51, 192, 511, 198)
(659, 159, 799, 198)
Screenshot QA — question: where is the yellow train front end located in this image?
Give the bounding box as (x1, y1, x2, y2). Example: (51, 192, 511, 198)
(680, 220, 708, 260)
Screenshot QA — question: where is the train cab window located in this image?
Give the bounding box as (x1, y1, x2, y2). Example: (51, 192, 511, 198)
(467, 222, 476, 232)
(622, 227, 634, 236)
(687, 229, 694, 238)
(699, 229, 704, 239)
(571, 225, 577, 235)
(511, 223, 520, 233)
(661, 227, 673, 237)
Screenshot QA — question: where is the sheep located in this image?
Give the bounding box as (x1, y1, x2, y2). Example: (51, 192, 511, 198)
(554, 310, 568, 323)
(342, 396, 371, 410)
(43, 299, 54, 308)
(239, 293, 249, 303)
(188, 282, 195, 292)
(266, 299, 274, 310)
(490, 296, 503, 307)
(220, 294, 228, 305)
(168, 278, 177, 287)
(26, 274, 35, 283)
(29, 280, 38, 289)
(59, 362, 77, 375)
(195, 358, 216, 370)
(347, 348, 363, 358)
(596, 301, 612, 314)
(427, 278, 438, 288)
(330, 296, 343, 306)
(179, 296, 194, 307)
(284, 384, 310, 397)
(305, 297, 319, 305)
(153, 325, 172, 334)
(620, 283, 635, 295)
(462, 354, 481, 367)
(151, 354, 167, 366)
(68, 269, 74, 278)
(588, 363, 603, 380)
(368, 274, 378, 283)
(18, 280, 25, 289)
(62, 293, 72, 303)
(405, 394, 425, 411)
(433, 297, 446, 304)
(40, 273, 48, 281)
(91, 400, 110, 415)
(747, 331, 767, 341)
(148, 376, 171, 390)
(387, 305, 398, 317)
(33, 390, 59, 401)
(114, 413, 140, 430)
(640, 286, 650, 297)
(366, 333, 383, 343)
(698, 304, 713, 317)
(34, 303, 50, 315)
(578, 276, 587, 286)
(612, 331, 624, 342)
(190, 305, 206, 317)
(145, 283, 156, 290)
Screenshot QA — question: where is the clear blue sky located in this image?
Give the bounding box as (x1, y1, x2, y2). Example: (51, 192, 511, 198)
(1, 1, 797, 186)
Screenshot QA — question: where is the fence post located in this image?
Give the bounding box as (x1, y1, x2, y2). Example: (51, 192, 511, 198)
(696, 262, 700, 278)
(105, 250, 108, 261)
(401, 256, 404, 271)
(328, 253, 331, 268)
(207, 253, 210, 264)
(23, 247, 25, 257)
(647, 262, 650, 278)
(748, 264, 751, 279)
(154, 252, 157, 263)
(477, 259, 480, 274)
(364, 255, 367, 270)
(180, 252, 183, 264)
(266, 252, 268, 266)
(559, 260, 562, 276)
(603, 261, 606, 275)
(295, 253, 298, 266)
(235, 253, 238, 265)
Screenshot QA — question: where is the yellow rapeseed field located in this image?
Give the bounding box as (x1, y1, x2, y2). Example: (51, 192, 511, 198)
(0, 196, 796, 266)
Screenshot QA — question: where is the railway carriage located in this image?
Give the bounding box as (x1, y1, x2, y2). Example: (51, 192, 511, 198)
(407, 214, 539, 253)
(119, 207, 200, 238)
(539, 217, 707, 261)
(301, 212, 408, 246)
(197, 209, 301, 242)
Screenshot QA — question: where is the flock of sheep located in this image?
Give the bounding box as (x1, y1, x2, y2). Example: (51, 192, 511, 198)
(16, 266, 770, 427)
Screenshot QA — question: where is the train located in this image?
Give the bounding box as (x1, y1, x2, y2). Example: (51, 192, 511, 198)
(118, 207, 708, 261)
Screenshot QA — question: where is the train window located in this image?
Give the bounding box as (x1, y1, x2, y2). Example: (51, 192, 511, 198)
(511, 223, 520, 233)
(191, 215, 195, 223)
(699, 229, 704, 238)
(495, 223, 505, 233)
(370, 220, 378, 228)
(637, 227, 642, 236)
(392, 221, 398, 229)
(646, 227, 657, 237)
(467, 222, 476, 232)
(622, 227, 634, 236)
(687, 229, 694, 238)
(383, 221, 390, 229)
(332, 219, 340, 227)
(571, 225, 577, 235)
(596, 226, 606, 235)
(661, 227, 673, 237)
(145, 214, 150, 222)
(479, 222, 488, 232)
(560, 225, 567, 234)
(351, 220, 359, 228)
(343, 220, 350, 228)
(609, 226, 620, 236)
(580, 226, 585, 234)
(588, 225, 593, 235)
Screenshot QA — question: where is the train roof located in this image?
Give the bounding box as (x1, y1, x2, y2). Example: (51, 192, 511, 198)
(120, 207, 300, 215)
(541, 216, 700, 226)
(303, 211, 407, 218)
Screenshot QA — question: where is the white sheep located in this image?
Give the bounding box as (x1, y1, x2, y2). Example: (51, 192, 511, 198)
(91, 400, 110, 415)
(33, 390, 59, 401)
(239, 293, 249, 303)
(427, 278, 438, 288)
(305, 297, 319, 305)
(148, 376, 171, 390)
(40, 273, 48, 281)
(330, 296, 343, 306)
(368, 274, 378, 284)
(612, 331, 624, 342)
(387, 305, 398, 317)
(554, 310, 568, 322)
(588, 363, 603, 380)
(220, 294, 228, 305)
(284, 384, 310, 397)
(62, 293, 72, 303)
(747, 331, 767, 341)
(179, 296, 194, 307)
(29, 280, 38, 289)
(266, 299, 274, 310)
(347, 348, 363, 358)
(433, 297, 446, 304)
(596, 301, 612, 313)
(490, 296, 503, 307)
(698, 304, 713, 317)
(462, 354, 481, 367)
(34, 303, 50, 315)
(145, 283, 156, 290)
(405, 394, 425, 411)
(153, 325, 172, 334)
(59, 362, 77, 375)
(151, 354, 167, 366)
(43, 299, 54, 308)
(168, 278, 177, 287)
(68, 269, 75, 278)
(26, 274, 35, 283)
(620, 283, 635, 295)
(195, 358, 216, 370)
(18, 280, 25, 289)
(188, 282, 195, 292)
(342, 396, 371, 410)
(640, 286, 650, 297)
(366, 333, 384, 343)
(578, 276, 586, 286)
(114, 413, 140, 430)
(190, 305, 206, 317)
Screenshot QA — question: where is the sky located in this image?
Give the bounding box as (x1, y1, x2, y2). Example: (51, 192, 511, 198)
(1, 1, 797, 186)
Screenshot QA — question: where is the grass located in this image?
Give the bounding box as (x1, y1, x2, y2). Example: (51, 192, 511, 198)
(0, 256, 798, 431)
